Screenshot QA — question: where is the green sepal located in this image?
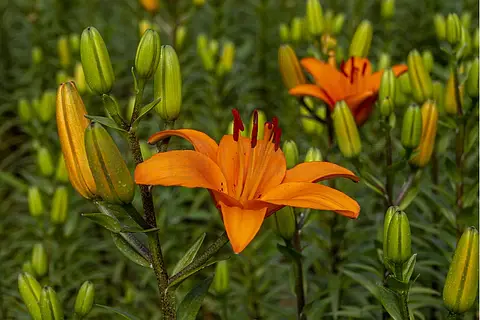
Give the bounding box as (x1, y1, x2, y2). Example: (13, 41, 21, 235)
(82, 212, 122, 233)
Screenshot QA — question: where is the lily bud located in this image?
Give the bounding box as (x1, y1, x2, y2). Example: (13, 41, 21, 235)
(32, 46, 43, 65)
(18, 272, 42, 320)
(443, 227, 479, 314)
(383, 206, 400, 256)
(460, 12, 471, 30)
(51, 187, 69, 224)
(432, 81, 445, 113)
(332, 14, 345, 35)
(384, 209, 411, 264)
(37, 146, 54, 177)
(283, 140, 299, 169)
(473, 28, 479, 51)
(138, 19, 152, 37)
(445, 69, 464, 115)
(305, 147, 323, 162)
(433, 14, 446, 41)
(270, 206, 296, 241)
(466, 58, 479, 98)
(278, 45, 306, 90)
(323, 10, 334, 34)
(401, 104, 423, 149)
(300, 103, 325, 135)
(290, 17, 303, 42)
(213, 260, 230, 295)
(175, 26, 187, 50)
(279, 24, 289, 42)
(74, 62, 87, 94)
(22, 261, 35, 275)
(39, 90, 56, 123)
(69, 33, 80, 54)
(193, 0, 205, 7)
(398, 72, 411, 95)
(56, 82, 97, 198)
(410, 101, 438, 167)
(80, 26, 115, 95)
(379, 69, 396, 117)
(40, 287, 64, 320)
(135, 29, 161, 80)
(378, 53, 391, 70)
(18, 99, 32, 122)
(446, 13, 462, 47)
(197, 34, 214, 71)
(421, 50, 434, 73)
(248, 110, 266, 139)
(55, 154, 69, 183)
(56, 70, 69, 86)
(381, 0, 395, 19)
(140, 0, 159, 13)
(349, 20, 372, 58)
(407, 49, 433, 104)
(28, 187, 44, 217)
(154, 45, 182, 121)
(209, 39, 219, 57)
(306, 0, 323, 36)
(31, 243, 48, 278)
(333, 101, 362, 158)
(85, 123, 135, 204)
(57, 35, 71, 69)
(74, 281, 95, 317)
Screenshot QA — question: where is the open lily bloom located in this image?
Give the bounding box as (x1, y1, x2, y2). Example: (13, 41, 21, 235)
(289, 57, 408, 125)
(135, 110, 360, 253)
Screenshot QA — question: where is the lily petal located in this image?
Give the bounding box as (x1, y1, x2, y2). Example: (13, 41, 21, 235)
(219, 201, 267, 254)
(301, 58, 345, 100)
(289, 84, 336, 107)
(368, 64, 408, 91)
(134, 150, 227, 192)
(216, 135, 251, 195)
(284, 162, 359, 184)
(259, 182, 360, 218)
(344, 90, 375, 113)
(148, 129, 218, 161)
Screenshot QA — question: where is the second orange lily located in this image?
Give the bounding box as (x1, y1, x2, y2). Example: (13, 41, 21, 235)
(135, 110, 360, 253)
(289, 57, 408, 125)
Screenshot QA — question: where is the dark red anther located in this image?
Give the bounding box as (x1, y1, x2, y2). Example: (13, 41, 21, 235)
(362, 62, 368, 76)
(231, 109, 244, 141)
(340, 60, 348, 78)
(251, 109, 259, 148)
(272, 116, 278, 129)
(350, 57, 355, 84)
(273, 127, 282, 151)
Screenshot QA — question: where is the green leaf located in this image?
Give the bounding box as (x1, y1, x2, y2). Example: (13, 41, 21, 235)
(132, 97, 161, 126)
(342, 269, 380, 300)
(177, 277, 214, 320)
(82, 212, 122, 233)
(0, 171, 29, 192)
(277, 244, 303, 262)
(377, 285, 404, 320)
(131, 67, 139, 94)
(399, 186, 419, 210)
(168, 255, 229, 289)
(111, 232, 151, 268)
(401, 254, 417, 283)
(172, 233, 206, 276)
(95, 202, 145, 231)
(84, 115, 127, 132)
(95, 304, 142, 320)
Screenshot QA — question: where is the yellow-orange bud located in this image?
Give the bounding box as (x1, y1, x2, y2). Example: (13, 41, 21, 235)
(278, 45, 306, 90)
(409, 101, 438, 167)
(139, 0, 159, 13)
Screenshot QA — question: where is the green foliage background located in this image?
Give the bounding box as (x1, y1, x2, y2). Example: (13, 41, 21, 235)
(0, 0, 478, 319)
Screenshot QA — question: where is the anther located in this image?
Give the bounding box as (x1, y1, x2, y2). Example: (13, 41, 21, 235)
(251, 109, 259, 148)
(231, 109, 244, 141)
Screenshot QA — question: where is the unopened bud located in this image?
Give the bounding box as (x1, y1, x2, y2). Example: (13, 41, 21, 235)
(290, 17, 303, 42)
(56, 70, 69, 86)
(270, 206, 296, 241)
(193, 0, 205, 7)
(279, 24, 289, 42)
(140, 0, 159, 13)
(39, 90, 56, 123)
(40, 286, 64, 320)
(378, 53, 391, 70)
(383, 206, 399, 256)
(401, 104, 422, 149)
(432, 81, 445, 113)
(349, 20, 372, 58)
(135, 29, 161, 79)
(384, 209, 411, 264)
(55, 154, 69, 183)
(28, 187, 44, 217)
(381, 0, 395, 20)
(51, 187, 69, 224)
(460, 12, 471, 30)
(408, 49, 433, 104)
(37, 147, 54, 177)
(175, 26, 187, 50)
(80, 26, 115, 95)
(154, 45, 182, 121)
(332, 14, 345, 35)
(213, 261, 230, 295)
(57, 35, 71, 69)
(283, 140, 299, 169)
(300, 102, 325, 135)
(443, 227, 479, 314)
(323, 10, 334, 34)
(434, 14, 446, 41)
(74, 281, 95, 317)
(209, 39, 219, 57)
(305, 147, 323, 162)
(85, 123, 135, 204)
(31, 243, 48, 278)
(197, 34, 214, 71)
(306, 0, 323, 36)
(466, 58, 478, 98)
(32, 46, 43, 65)
(332, 101, 362, 158)
(445, 69, 464, 115)
(410, 101, 438, 167)
(18, 99, 32, 122)
(421, 50, 434, 73)
(22, 261, 35, 275)
(398, 72, 411, 95)
(217, 41, 235, 76)
(446, 13, 462, 47)
(69, 33, 80, 54)
(379, 69, 396, 116)
(18, 272, 42, 320)
(74, 62, 87, 94)
(278, 45, 306, 90)
(473, 28, 479, 51)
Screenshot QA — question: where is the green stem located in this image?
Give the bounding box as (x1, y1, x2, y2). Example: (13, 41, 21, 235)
(292, 228, 306, 320)
(394, 170, 416, 206)
(400, 292, 411, 320)
(385, 124, 394, 206)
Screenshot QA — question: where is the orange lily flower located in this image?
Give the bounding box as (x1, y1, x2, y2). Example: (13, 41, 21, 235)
(289, 57, 408, 125)
(135, 110, 360, 253)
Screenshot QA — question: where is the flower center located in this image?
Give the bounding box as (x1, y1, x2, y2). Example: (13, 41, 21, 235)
(339, 57, 369, 94)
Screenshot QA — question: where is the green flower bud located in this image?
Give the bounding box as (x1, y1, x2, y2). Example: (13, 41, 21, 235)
(332, 101, 362, 158)
(349, 20, 372, 58)
(213, 260, 230, 295)
(18, 272, 42, 320)
(248, 110, 266, 139)
(283, 140, 299, 169)
(323, 10, 334, 34)
(40, 286, 64, 320)
(18, 98, 32, 122)
(443, 227, 479, 314)
(154, 45, 182, 121)
(290, 17, 303, 42)
(433, 14, 446, 41)
(410, 101, 438, 168)
(209, 39, 219, 57)
(466, 58, 479, 98)
(197, 34, 214, 71)
(175, 25, 187, 50)
(102, 94, 121, 120)
(381, 0, 395, 20)
(80, 26, 115, 95)
(384, 210, 411, 264)
(55, 154, 69, 183)
(306, 0, 323, 36)
(300, 102, 325, 135)
(57, 35, 71, 69)
(32, 46, 43, 65)
(37, 147, 54, 177)
(379, 69, 396, 116)
(398, 72, 411, 95)
(408, 49, 433, 104)
(74, 62, 87, 94)
(432, 81, 445, 113)
(445, 69, 464, 115)
(193, 0, 205, 7)
(56, 70, 69, 86)
(401, 104, 422, 149)
(51, 187, 69, 224)
(135, 29, 161, 80)
(217, 40, 235, 77)
(304, 147, 323, 162)
(332, 14, 345, 35)
(23, 261, 35, 275)
(446, 13, 462, 47)
(279, 23, 289, 43)
(74, 281, 95, 317)
(278, 44, 306, 90)
(421, 50, 434, 73)
(28, 187, 44, 217)
(460, 12, 471, 30)
(138, 19, 153, 37)
(69, 33, 80, 53)
(39, 90, 56, 123)
(473, 28, 479, 51)
(31, 243, 48, 277)
(270, 206, 296, 241)
(377, 53, 391, 70)
(383, 206, 400, 256)
(85, 123, 135, 204)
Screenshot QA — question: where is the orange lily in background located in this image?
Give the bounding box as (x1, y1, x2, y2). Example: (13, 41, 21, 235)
(289, 57, 408, 125)
(135, 110, 360, 253)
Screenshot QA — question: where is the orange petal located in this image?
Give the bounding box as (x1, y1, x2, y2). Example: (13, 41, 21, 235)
(259, 182, 360, 218)
(219, 201, 267, 253)
(301, 57, 345, 100)
(216, 135, 251, 195)
(134, 150, 227, 192)
(353, 94, 378, 126)
(289, 84, 336, 107)
(344, 90, 375, 113)
(368, 64, 408, 91)
(148, 129, 218, 161)
(341, 57, 372, 78)
(252, 144, 286, 199)
(284, 162, 359, 184)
